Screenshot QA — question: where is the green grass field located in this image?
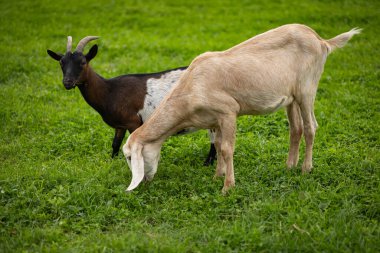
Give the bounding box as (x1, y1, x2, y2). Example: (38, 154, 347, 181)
(1, 0, 379, 252)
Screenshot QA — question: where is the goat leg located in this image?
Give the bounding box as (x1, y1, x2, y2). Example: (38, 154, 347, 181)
(112, 128, 127, 158)
(203, 143, 217, 166)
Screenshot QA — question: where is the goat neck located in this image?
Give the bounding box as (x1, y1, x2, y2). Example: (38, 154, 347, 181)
(77, 65, 109, 114)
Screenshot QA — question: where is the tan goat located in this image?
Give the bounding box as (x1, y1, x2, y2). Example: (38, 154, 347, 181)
(123, 24, 361, 193)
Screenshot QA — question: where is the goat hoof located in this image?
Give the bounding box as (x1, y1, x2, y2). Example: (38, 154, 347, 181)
(286, 161, 296, 169)
(301, 163, 312, 174)
(221, 181, 235, 195)
(302, 169, 312, 174)
(203, 158, 215, 166)
(213, 169, 225, 180)
(213, 173, 223, 180)
(221, 185, 234, 195)
(203, 161, 211, 166)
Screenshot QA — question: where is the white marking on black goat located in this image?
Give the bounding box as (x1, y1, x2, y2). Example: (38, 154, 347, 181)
(138, 69, 184, 123)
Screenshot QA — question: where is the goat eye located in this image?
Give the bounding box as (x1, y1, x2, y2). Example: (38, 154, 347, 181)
(127, 156, 131, 161)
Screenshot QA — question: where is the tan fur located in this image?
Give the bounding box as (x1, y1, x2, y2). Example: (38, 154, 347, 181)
(123, 24, 360, 193)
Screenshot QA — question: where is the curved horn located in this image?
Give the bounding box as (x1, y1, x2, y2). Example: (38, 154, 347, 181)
(75, 36, 99, 53)
(66, 36, 72, 52)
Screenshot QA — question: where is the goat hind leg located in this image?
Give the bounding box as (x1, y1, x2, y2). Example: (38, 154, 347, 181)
(286, 102, 303, 168)
(299, 99, 318, 173)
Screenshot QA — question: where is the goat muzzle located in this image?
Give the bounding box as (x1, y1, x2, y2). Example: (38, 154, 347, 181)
(63, 79, 77, 90)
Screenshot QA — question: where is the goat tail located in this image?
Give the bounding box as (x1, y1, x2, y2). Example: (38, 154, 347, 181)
(324, 28, 361, 54)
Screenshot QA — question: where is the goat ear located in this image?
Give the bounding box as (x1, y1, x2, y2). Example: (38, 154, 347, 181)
(126, 143, 145, 191)
(47, 50, 63, 61)
(85, 44, 98, 62)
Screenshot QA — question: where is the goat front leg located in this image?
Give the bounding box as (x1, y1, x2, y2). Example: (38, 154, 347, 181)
(203, 129, 217, 166)
(112, 128, 127, 158)
(286, 102, 303, 168)
(114, 115, 143, 158)
(213, 128, 225, 178)
(216, 115, 237, 194)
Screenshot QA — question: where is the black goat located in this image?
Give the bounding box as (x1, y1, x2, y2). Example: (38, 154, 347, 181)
(47, 36, 216, 165)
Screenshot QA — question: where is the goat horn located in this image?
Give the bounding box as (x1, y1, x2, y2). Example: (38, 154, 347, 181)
(75, 36, 99, 53)
(66, 36, 72, 52)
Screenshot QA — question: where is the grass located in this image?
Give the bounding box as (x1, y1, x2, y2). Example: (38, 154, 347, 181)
(0, 0, 379, 252)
